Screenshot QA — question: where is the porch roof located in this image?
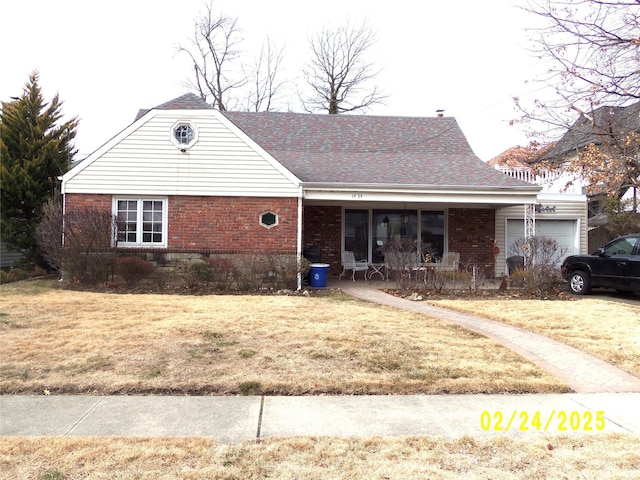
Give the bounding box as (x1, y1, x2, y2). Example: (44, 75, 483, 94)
(224, 111, 540, 191)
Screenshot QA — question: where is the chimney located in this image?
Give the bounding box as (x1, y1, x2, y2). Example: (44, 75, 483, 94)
(436, 109, 444, 118)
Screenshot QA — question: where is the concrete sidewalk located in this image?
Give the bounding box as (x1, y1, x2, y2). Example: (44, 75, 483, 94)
(1, 393, 639, 442)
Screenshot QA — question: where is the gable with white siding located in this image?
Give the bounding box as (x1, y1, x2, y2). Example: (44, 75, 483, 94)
(62, 109, 301, 198)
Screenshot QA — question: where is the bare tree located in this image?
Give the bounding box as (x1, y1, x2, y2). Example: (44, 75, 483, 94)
(36, 198, 119, 284)
(244, 37, 286, 112)
(300, 21, 387, 114)
(513, 0, 640, 201)
(178, 3, 245, 111)
(515, 0, 640, 136)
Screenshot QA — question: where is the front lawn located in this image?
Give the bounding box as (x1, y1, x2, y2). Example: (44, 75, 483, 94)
(428, 295, 640, 378)
(0, 280, 567, 395)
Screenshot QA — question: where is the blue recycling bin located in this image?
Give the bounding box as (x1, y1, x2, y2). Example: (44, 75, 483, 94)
(309, 263, 330, 288)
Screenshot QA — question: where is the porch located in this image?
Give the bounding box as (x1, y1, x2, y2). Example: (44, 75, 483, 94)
(302, 204, 502, 281)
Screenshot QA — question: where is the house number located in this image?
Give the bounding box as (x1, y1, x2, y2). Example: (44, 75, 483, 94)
(351, 193, 363, 199)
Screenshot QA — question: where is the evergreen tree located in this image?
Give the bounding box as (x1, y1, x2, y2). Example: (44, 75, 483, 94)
(0, 71, 78, 264)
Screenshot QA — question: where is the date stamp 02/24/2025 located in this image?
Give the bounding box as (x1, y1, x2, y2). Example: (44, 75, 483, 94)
(480, 410, 606, 433)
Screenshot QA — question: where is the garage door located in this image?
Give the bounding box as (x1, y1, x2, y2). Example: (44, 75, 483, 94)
(506, 220, 578, 264)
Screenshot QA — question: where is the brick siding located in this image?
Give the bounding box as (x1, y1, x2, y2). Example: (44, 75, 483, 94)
(65, 194, 298, 254)
(65, 193, 111, 212)
(303, 205, 342, 275)
(170, 196, 297, 253)
(448, 208, 496, 277)
(64, 195, 498, 277)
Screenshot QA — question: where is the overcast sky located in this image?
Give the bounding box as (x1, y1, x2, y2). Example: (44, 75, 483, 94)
(1, 0, 543, 161)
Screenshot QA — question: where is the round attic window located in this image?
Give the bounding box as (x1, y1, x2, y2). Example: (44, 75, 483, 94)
(260, 211, 278, 229)
(171, 121, 198, 149)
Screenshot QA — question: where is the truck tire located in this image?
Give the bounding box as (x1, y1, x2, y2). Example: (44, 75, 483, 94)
(568, 270, 591, 295)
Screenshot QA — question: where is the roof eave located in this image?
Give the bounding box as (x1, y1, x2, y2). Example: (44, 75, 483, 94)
(302, 182, 542, 205)
(301, 182, 541, 193)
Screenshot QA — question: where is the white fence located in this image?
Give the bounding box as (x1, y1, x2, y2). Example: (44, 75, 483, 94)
(494, 166, 583, 194)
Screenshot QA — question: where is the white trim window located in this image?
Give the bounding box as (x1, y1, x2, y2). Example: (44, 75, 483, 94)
(114, 198, 167, 247)
(170, 121, 198, 150)
(260, 211, 278, 229)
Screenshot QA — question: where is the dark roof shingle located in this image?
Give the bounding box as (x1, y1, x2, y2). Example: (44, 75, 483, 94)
(155, 93, 213, 110)
(136, 93, 214, 121)
(543, 101, 640, 161)
(224, 111, 534, 188)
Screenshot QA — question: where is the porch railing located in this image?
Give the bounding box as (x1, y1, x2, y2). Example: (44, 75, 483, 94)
(493, 166, 583, 194)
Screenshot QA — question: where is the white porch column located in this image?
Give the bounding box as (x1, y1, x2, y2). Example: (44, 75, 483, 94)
(524, 203, 536, 266)
(296, 185, 304, 291)
(524, 203, 535, 239)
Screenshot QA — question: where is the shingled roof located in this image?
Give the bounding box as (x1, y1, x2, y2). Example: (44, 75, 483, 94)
(148, 94, 536, 189)
(136, 93, 214, 120)
(223, 111, 536, 189)
(543, 101, 640, 161)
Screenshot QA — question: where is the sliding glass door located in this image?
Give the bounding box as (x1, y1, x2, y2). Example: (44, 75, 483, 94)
(344, 209, 369, 262)
(344, 208, 445, 262)
(371, 210, 417, 262)
(421, 211, 445, 259)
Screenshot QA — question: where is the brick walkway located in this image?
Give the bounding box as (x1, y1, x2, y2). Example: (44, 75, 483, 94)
(341, 285, 640, 393)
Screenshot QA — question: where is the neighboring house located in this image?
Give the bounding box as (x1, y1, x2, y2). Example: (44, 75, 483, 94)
(0, 243, 22, 269)
(61, 93, 547, 283)
(534, 102, 640, 249)
(488, 146, 588, 269)
(542, 102, 640, 216)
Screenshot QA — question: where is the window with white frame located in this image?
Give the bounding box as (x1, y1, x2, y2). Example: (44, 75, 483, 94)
(260, 211, 278, 228)
(170, 121, 198, 149)
(114, 198, 167, 247)
(174, 124, 194, 144)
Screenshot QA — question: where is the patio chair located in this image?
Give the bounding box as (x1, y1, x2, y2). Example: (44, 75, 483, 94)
(339, 250, 369, 281)
(435, 252, 460, 272)
(411, 252, 432, 282)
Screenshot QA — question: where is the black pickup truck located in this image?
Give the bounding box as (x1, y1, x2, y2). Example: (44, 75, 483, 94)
(561, 233, 640, 295)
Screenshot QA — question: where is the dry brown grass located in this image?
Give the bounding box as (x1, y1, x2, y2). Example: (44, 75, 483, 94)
(428, 296, 640, 378)
(0, 280, 567, 395)
(2, 435, 639, 479)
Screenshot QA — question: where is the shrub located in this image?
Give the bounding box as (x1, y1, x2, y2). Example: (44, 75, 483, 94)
(35, 196, 64, 273)
(7, 268, 29, 282)
(232, 253, 304, 291)
(30, 265, 47, 278)
(204, 256, 237, 290)
(36, 200, 118, 285)
(509, 235, 565, 295)
(262, 253, 306, 291)
(383, 238, 434, 290)
(425, 269, 472, 293)
(117, 256, 155, 286)
(0, 270, 8, 284)
(176, 254, 306, 292)
(232, 254, 267, 291)
(153, 268, 177, 291)
(179, 261, 212, 290)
